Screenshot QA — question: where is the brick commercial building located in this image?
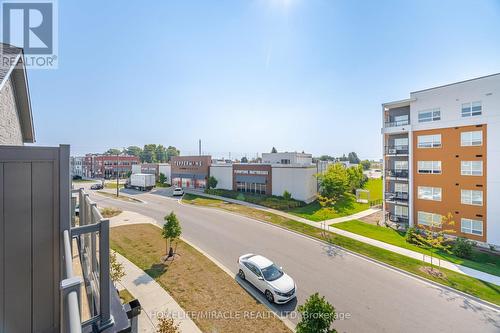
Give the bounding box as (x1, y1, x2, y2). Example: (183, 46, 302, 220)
(173, 153, 317, 203)
(382, 73, 500, 248)
(83, 154, 140, 179)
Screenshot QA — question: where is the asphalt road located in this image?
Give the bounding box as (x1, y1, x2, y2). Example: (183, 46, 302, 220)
(83, 185, 500, 333)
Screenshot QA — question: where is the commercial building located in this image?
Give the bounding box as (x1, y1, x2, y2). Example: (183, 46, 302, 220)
(382, 73, 500, 247)
(174, 152, 317, 202)
(132, 162, 172, 183)
(171, 155, 212, 189)
(83, 153, 140, 178)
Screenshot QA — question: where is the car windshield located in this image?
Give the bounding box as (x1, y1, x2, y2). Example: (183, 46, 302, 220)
(261, 264, 283, 281)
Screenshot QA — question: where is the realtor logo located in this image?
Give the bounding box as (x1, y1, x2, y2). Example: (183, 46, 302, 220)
(1, 0, 58, 68)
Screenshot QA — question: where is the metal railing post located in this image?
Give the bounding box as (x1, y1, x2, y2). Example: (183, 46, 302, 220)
(98, 218, 114, 330)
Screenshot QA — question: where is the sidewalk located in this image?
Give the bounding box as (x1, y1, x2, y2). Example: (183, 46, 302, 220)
(185, 190, 500, 286)
(115, 252, 202, 333)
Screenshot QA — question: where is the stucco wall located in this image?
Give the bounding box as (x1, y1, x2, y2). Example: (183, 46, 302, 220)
(0, 78, 23, 145)
(271, 166, 317, 203)
(210, 165, 233, 190)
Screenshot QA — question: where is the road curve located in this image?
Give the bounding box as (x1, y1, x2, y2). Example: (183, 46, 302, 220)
(85, 186, 500, 333)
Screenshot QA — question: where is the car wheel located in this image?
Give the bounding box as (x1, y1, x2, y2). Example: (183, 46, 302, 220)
(265, 290, 274, 303)
(238, 269, 245, 280)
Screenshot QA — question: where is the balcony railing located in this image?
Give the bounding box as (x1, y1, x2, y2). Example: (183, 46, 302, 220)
(61, 189, 130, 333)
(384, 119, 409, 128)
(385, 191, 409, 201)
(385, 169, 409, 179)
(385, 145, 409, 155)
(387, 213, 409, 224)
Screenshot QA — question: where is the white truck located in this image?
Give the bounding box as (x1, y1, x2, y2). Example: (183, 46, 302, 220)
(125, 173, 156, 191)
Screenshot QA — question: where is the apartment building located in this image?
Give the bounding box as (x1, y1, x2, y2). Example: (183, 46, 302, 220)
(382, 73, 500, 247)
(70, 156, 84, 177)
(83, 153, 140, 178)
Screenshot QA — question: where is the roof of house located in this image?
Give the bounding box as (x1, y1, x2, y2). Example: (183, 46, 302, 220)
(0, 43, 35, 143)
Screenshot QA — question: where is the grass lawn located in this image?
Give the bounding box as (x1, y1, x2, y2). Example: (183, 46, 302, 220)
(183, 194, 500, 305)
(111, 224, 291, 333)
(96, 191, 142, 203)
(333, 220, 500, 277)
(286, 178, 382, 222)
(105, 182, 125, 189)
(119, 288, 135, 304)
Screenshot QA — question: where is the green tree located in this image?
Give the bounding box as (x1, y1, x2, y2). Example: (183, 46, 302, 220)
(241, 156, 248, 163)
(271, 147, 278, 153)
(283, 190, 292, 201)
(141, 144, 157, 163)
(318, 155, 335, 161)
(207, 176, 218, 189)
(413, 213, 456, 271)
(162, 212, 182, 258)
(360, 160, 371, 170)
(317, 163, 350, 201)
(159, 172, 166, 184)
(105, 148, 121, 156)
(156, 145, 168, 162)
(166, 146, 180, 161)
(347, 152, 360, 164)
(297, 293, 337, 333)
(126, 146, 142, 157)
(347, 165, 366, 192)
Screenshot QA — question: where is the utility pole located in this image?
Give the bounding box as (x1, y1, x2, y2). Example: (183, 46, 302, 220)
(116, 153, 119, 197)
(198, 139, 201, 156)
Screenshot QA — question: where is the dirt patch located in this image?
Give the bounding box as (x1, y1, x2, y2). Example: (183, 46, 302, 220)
(419, 266, 447, 279)
(100, 207, 122, 218)
(358, 211, 382, 225)
(111, 224, 291, 333)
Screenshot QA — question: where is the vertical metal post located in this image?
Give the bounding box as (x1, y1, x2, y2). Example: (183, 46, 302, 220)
(98, 219, 114, 330)
(90, 203, 98, 273)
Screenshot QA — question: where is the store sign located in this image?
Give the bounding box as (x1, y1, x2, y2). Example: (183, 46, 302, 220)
(234, 169, 269, 175)
(174, 160, 203, 167)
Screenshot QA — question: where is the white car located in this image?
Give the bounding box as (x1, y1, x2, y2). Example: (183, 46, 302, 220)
(238, 254, 296, 304)
(172, 187, 184, 196)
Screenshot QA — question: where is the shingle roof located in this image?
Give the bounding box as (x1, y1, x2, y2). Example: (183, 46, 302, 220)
(0, 43, 23, 86)
(0, 43, 35, 143)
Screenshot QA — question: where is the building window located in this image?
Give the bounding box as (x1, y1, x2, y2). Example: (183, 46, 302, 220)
(394, 183, 408, 193)
(461, 131, 483, 146)
(236, 181, 267, 195)
(417, 161, 441, 174)
(394, 160, 408, 170)
(418, 186, 442, 201)
(394, 205, 409, 217)
(418, 211, 442, 226)
(461, 101, 482, 117)
(280, 159, 291, 164)
(461, 218, 483, 236)
(461, 161, 483, 176)
(418, 108, 441, 123)
(417, 134, 442, 148)
(461, 189, 483, 206)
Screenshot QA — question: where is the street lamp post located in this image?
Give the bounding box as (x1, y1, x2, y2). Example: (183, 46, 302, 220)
(116, 153, 119, 197)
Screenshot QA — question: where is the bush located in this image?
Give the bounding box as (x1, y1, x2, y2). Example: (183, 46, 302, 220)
(405, 227, 427, 247)
(283, 190, 292, 201)
(72, 175, 82, 180)
(452, 237, 474, 259)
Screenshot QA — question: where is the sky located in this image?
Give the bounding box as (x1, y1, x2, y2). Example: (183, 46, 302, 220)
(26, 0, 500, 160)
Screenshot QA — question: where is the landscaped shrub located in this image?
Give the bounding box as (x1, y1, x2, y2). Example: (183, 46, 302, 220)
(283, 190, 292, 201)
(452, 237, 474, 259)
(204, 188, 305, 210)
